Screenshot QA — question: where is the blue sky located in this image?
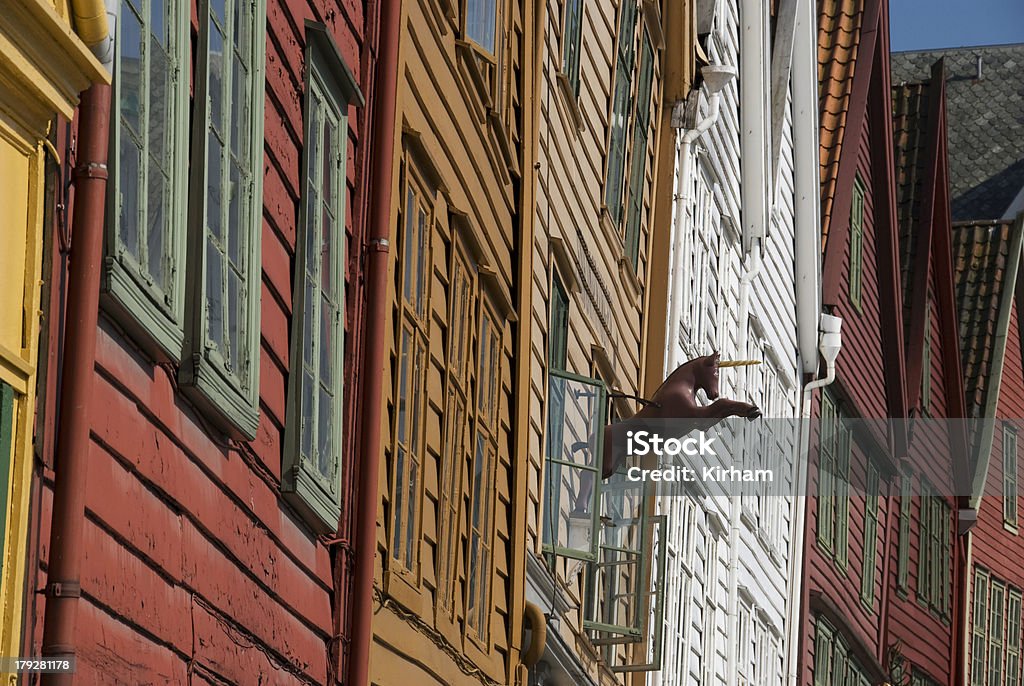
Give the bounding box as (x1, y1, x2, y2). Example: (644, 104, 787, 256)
(890, 0, 1024, 52)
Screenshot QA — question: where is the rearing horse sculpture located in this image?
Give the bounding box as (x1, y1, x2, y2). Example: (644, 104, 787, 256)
(571, 352, 761, 514)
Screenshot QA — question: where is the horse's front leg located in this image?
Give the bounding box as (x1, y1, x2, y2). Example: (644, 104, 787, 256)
(707, 397, 761, 419)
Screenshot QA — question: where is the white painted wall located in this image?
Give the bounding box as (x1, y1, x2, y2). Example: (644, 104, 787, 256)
(652, 0, 805, 684)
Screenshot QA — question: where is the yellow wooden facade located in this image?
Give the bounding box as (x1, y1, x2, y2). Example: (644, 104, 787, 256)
(0, 0, 106, 668)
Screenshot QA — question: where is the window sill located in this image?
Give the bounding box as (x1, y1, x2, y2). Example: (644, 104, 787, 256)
(178, 353, 259, 441)
(383, 567, 429, 618)
(101, 258, 184, 364)
(1004, 521, 1019, 535)
(555, 71, 584, 133)
(282, 460, 341, 534)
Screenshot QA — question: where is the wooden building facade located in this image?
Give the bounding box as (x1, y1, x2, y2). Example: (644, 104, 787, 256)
(522, 0, 680, 684)
(368, 0, 533, 685)
(800, 0, 912, 683)
(25, 0, 379, 682)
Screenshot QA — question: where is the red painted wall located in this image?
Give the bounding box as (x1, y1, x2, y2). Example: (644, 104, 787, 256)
(25, 1, 377, 682)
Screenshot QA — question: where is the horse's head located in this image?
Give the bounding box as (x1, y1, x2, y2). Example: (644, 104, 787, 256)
(695, 351, 721, 400)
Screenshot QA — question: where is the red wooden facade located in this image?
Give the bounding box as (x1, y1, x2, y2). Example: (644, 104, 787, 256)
(25, 1, 381, 683)
(799, 1, 966, 684)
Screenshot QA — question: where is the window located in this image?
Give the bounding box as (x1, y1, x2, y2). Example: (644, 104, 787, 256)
(973, 570, 990, 686)
(919, 483, 951, 613)
(465, 0, 498, 53)
(814, 617, 872, 686)
(390, 170, 433, 575)
(623, 33, 654, 271)
(972, 570, 1024, 686)
(1005, 425, 1018, 528)
(438, 244, 476, 613)
(817, 392, 850, 569)
(180, 0, 268, 438)
(467, 304, 502, 644)
(1008, 590, 1022, 685)
(990, 581, 1006, 686)
(561, 0, 584, 96)
(604, 0, 638, 224)
(898, 471, 912, 592)
(849, 175, 865, 310)
(542, 275, 570, 553)
(283, 23, 361, 532)
(737, 603, 752, 686)
(105, 0, 190, 359)
(860, 461, 880, 609)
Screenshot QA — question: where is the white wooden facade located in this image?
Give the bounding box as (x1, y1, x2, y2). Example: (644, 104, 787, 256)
(652, 0, 805, 685)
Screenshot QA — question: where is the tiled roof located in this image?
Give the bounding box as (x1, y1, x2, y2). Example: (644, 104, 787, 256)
(952, 220, 1018, 417)
(892, 78, 932, 332)
(892, 44, 1024, 221)
(818, 0, 867, 248)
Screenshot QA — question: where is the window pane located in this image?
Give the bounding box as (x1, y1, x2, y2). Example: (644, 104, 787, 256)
(119, 135, 142, 257)
(301, 369, 314, 458)
(318, 385, 332, 478)
(227, 268, 241, 367)
(209, 22, 225, 129)
(120, 5, 143, 137)
(405, 460, 417, 566)
(231, 54, 249, 160)
(207, 130, 224, 237)
(146, 161, 166, 286)
(321, 208, 332, 298)
(303, 276, 315, 366)
(466, 0, 496, 52)
(320, 295, 333, 388)
(206, 239, 224, 349)
(148, 42, 170, 163)
(393, 447, 405, 559)
(228, 163, 243, 263)
(403, 189, 416, 304)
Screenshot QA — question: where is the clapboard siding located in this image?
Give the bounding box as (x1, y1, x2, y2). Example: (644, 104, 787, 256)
(29, 2, 373, 683)
(371, 0, 523, 684)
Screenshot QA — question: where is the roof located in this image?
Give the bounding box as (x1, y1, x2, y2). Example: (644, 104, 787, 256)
(818, 0, 867, 247)
(892, 44, 1024, 221)
(952, 220, 1021, 418)
(892, 78, 933, 332)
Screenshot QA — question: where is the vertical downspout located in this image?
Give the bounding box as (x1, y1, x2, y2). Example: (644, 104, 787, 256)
(785, 0, 825, 682)
(41, 2, 114, 681)
(39, 83, 112, 686)
(347, 0, 402, 683)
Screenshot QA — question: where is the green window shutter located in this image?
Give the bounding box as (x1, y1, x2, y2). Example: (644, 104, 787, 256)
(813, 619, 834, 686)
(561, 0, 584, 96)
(180, 0, 268, 439)
(604, 0, 638, 224)
(1005, 426, 1018, 527)
(282, 23, 361, 533)
(1008, 590, 1022, 685)
(919, 483, 932, 604)
(860, 462, 880, 609)
(835, 417, 851, 571)
(624, 34, 654, 271)
(849, 176, 865, 311)
(104, 0, 190, 360)
(818, 393, 837, 553)
(898, 471, 912, 591)
(973, 570, 990, 686)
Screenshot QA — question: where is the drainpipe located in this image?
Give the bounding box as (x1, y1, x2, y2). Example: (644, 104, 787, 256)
(347, 0, 401, 684)
(783, 1, 827, 682)
(40, 4, 114, 683)
(665, 63, 736, 372)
